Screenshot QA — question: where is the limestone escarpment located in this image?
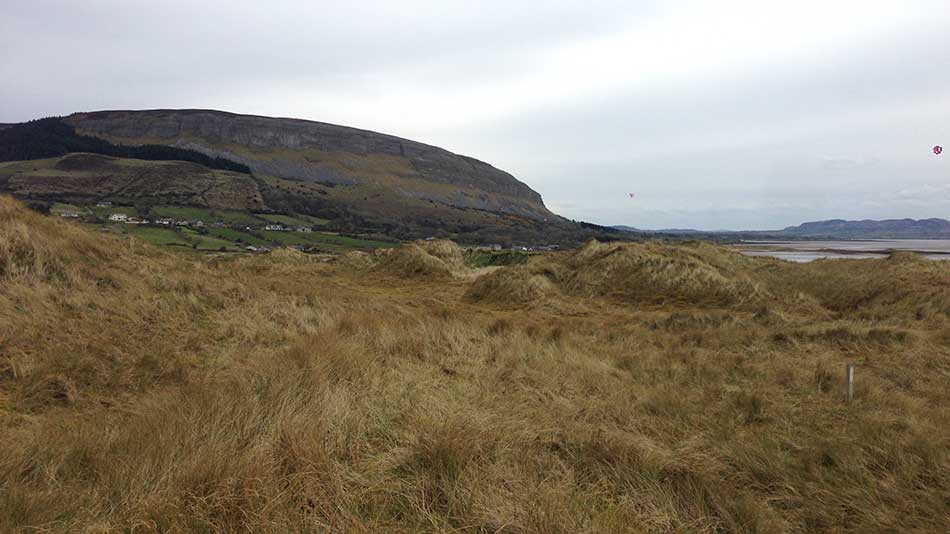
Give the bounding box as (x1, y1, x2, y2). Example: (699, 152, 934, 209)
(65, 109, 554, 221)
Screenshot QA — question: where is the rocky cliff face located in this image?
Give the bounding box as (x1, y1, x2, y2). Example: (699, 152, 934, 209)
(65, 109, 553, 221)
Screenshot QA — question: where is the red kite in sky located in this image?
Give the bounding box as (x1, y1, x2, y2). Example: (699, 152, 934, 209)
(935, 145, 943, 155)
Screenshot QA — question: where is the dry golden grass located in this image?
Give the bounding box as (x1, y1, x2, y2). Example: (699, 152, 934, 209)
(1, 196, 949, 533)
(372, 239, 467, 279)
(464, 265, 557, 307)
(551, 240, 767, 306)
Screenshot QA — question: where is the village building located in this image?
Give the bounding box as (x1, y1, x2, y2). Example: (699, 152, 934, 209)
(108, 213, 129, 222)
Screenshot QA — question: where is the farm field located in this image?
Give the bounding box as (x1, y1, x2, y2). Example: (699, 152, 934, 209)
(92, 218, 395, 253)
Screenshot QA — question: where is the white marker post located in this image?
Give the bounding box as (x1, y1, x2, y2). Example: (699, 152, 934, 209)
(846, 364, 855, 402)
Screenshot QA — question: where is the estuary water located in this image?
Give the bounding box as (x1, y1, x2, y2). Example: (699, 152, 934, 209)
(735, 240, 950, 262)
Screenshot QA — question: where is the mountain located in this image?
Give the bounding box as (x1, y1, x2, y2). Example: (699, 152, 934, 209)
(0, 110, 622, 245)
(612, 225, 702, 234)
(65, 110, 552, 220)
(613, 218, 950, 240)
(778, 218, 950, 239)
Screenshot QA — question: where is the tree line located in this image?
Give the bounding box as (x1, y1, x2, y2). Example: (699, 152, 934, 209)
(0, 117, 252, 174)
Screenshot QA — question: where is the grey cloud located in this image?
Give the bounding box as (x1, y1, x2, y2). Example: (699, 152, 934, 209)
(2, 0, 949, 229)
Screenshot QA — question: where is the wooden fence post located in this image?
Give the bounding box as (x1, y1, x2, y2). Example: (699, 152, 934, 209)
(846, 364, 855, 402)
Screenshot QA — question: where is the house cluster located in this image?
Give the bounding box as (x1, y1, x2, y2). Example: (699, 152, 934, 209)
(101, 212, 210, 227)
(106, 213, 208, 227)
(264, 223, 313, 233)
(466, 243, 561, 253)
(510, 244, 560, 252)
(93, 213, 314, 233)
(243, 244, 319, 254)
(151, 217, 206, 228)
(466, 244, 502, 252)
(532, 244, 561, 252)
(107, 213, 147, 224)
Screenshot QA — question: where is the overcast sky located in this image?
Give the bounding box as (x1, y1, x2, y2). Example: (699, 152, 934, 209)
(3, 0, 949, 229)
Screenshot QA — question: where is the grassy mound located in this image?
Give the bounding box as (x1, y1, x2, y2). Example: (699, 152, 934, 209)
(337, 250, 374, 270)
(268, 247, 313, 263)
(415, 239, 465, 268)
(465, 265, 557, 306)
(758, 252, 950, 321)
(374, 239, 466, 278)
(550, 240, 766, 306)
(0, 195, 116, 283)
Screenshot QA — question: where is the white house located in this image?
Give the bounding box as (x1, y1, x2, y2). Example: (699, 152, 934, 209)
(264, 224, 286, 231)
(108, 213, 129, 222)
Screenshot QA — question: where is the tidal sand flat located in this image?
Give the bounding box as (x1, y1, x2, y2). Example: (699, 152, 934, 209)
(736, 239, 950, 262)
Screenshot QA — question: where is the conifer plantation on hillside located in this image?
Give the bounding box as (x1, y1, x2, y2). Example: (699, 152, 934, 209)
(1, 195, 949, 532)
(0, 118, 251, 173)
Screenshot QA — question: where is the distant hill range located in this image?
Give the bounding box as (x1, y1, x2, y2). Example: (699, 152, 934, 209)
(614, 218, 950, 240)
(612, 225, 702, 235)
(0, 109, 622, 245)
(777, 218, 950, 238)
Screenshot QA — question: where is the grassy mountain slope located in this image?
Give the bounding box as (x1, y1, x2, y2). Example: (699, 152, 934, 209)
(2, 196, 948, 532)
(0, 111, 625, 245)
(0, 152, 263, 211)
(0, 154, 401, 253)
(61, 109, 579, 242)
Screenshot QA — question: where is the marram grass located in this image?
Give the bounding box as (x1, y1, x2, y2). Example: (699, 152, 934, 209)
(1, 195, 948, 533)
